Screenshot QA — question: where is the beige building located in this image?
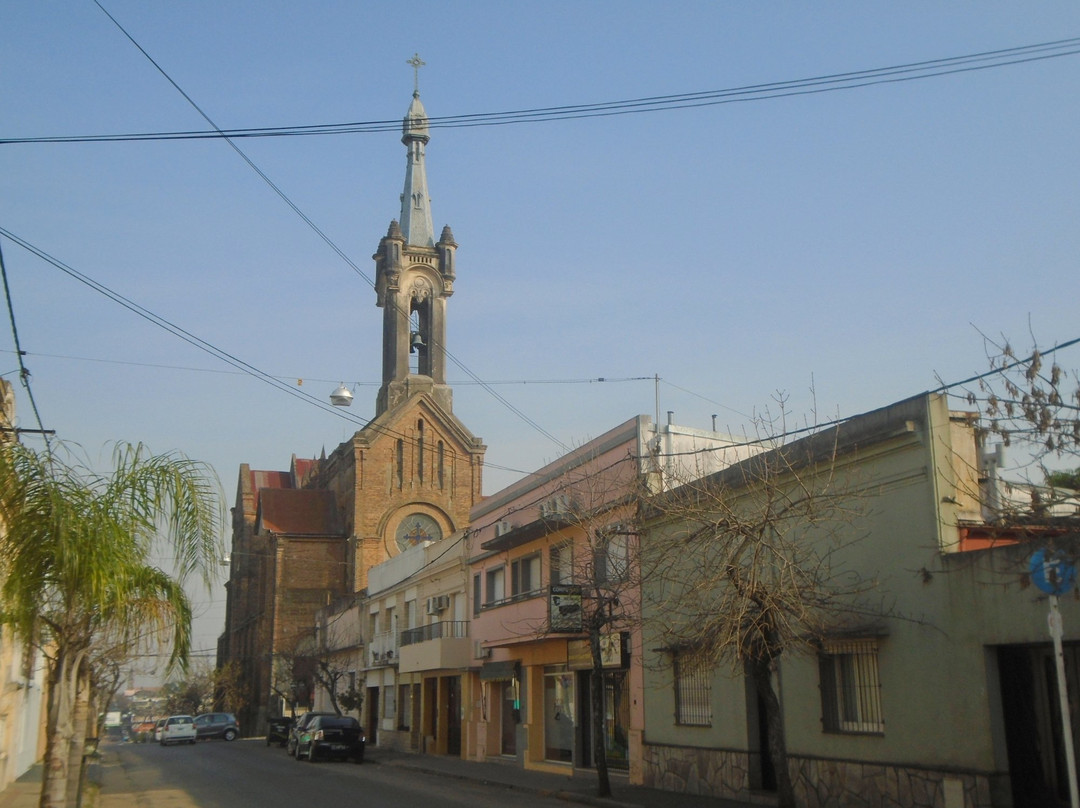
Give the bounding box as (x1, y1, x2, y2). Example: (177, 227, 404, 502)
(640, 392, 1080, 808)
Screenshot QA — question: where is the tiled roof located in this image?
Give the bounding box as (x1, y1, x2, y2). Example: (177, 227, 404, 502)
(257, 488, 340, 535)
(250, 469, 294, 491)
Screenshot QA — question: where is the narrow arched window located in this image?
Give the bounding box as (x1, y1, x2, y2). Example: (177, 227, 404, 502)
(438, 441, 445, 489)
(396, 439, 404, 488)
(417, 420, 425, 483)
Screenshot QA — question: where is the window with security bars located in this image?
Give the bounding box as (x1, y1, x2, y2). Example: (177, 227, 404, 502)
(819, 639, 884, 734)
(674, 651, 712, 726)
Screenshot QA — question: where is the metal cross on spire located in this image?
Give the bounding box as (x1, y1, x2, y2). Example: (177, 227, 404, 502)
(407, 53, 425, 95)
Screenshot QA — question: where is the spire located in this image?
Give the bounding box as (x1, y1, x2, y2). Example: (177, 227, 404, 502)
(399, 56, 435, 248)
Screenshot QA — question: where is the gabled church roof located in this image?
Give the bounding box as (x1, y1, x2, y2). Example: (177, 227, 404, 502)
(256, 488, 342, 536)
(362, 387, 484, 454)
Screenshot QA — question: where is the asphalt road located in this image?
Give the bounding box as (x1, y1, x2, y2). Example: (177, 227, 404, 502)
(102, 740, 573, 808)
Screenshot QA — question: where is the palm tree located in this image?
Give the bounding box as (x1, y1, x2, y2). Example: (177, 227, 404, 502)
(0, 441, 223, 808)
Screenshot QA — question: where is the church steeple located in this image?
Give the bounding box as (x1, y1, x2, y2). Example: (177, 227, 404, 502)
(373, 76, 457, 417)
(399, 90, 435, 248)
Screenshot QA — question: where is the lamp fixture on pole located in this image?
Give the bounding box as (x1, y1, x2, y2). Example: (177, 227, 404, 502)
(330, 383, 355, 407)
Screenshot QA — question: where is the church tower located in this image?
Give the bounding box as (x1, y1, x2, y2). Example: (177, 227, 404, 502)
(374, 88, 457, 416)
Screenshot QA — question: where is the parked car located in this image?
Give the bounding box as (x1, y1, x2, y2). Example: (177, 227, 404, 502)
(293, 715, 365, 763)
(266, 716, 294, 747)
(194, 712, 239, 741)
(286, 712, 335, 757)
(160, 715, 197, 745)
(153, 719, 166, 743)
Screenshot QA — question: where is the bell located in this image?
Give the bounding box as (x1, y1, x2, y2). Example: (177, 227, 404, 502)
(410, 331, 425, 353)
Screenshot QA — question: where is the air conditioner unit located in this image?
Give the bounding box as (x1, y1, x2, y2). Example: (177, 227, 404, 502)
(474, 641, 492, 659)
(434, 595, 450, 611)
(425, 597, 438, 615)
(494, 520, 514, 537)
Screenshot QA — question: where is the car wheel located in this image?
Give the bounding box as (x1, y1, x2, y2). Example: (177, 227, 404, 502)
(189, 739, 196, 745)
(306, 747, 316, 762)
(223, 729, 237, 741)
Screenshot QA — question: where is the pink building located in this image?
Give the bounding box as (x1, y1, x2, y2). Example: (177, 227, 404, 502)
(463, 414, 753, 781)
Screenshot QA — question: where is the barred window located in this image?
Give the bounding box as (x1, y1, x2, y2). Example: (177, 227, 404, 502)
(819, 639, 884, 734)
(674, 651, 712, 726)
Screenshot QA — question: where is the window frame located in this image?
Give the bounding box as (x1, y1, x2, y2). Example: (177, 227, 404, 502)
(511, 553, 543, 598)
(550, 542, 573, 586)
(818, 638, 884, 735)
(596, 527, 630, 585)
(485, 566, 506, 606)
(673, 650, 712, 727)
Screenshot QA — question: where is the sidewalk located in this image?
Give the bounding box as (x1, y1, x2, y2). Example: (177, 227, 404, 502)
(370, 747, 768, 808)
(0, 746, 767, 808)
(1, 762, 46, 808)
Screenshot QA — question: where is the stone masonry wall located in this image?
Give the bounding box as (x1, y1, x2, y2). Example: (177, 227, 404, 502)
(642, 744, 995, 808)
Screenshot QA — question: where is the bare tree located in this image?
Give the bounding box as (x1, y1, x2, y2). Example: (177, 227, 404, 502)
(949, 333, 1080, 566)
(292, 617, 360, 716)
(640, 405, 876, 808)
(211, 661, 250, 718)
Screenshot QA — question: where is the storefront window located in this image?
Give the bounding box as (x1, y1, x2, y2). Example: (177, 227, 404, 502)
(544, 667, 575, 762)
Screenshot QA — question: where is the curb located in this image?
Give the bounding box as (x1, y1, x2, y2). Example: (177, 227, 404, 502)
(381, 759, 642, 808)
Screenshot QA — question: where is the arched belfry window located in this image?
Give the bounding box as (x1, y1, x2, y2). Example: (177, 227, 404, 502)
(409, 289, 432, 377)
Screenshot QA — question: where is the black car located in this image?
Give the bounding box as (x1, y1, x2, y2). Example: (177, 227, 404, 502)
(193, 712, 239, 741)
(286, 712, 335, 757)
(294, 715, 365, 763)
(266, 716, 294, 747)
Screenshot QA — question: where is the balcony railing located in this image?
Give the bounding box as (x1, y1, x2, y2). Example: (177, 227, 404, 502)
(400, 621, 469, 647)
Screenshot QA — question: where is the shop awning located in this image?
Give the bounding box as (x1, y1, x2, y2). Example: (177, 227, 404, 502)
(479, 660, 519, 681)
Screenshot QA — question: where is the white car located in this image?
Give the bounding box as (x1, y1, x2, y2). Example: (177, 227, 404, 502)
(160, 715, 197, 745)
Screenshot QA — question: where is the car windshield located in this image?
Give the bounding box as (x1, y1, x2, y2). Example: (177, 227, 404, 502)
(318, 717, 359, 729)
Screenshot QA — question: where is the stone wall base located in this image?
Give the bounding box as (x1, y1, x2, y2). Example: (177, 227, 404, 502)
(375, 728, 415, 753)
(642, 744, 995, 808)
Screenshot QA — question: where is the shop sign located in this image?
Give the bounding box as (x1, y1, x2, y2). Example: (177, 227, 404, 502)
(567, 632, 628, 670)
(549, 584, 583, 632)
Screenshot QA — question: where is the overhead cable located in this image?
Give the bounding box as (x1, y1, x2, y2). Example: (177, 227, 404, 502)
(2, 37, 1079, 145)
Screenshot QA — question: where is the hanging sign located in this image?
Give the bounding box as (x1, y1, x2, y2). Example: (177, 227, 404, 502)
(549, 584, 583, 633)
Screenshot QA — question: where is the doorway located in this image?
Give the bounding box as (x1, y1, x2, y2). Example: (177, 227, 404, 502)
(366, 686, 379, 746)
(500, 681, 517, 755)
(998, 643, 1080, 807)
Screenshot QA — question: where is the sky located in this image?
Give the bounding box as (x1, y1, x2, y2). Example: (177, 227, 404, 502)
(3, 2, 1080, 677)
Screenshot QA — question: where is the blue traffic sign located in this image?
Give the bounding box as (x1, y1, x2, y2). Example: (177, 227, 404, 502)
(1030, 548, 1078, 596)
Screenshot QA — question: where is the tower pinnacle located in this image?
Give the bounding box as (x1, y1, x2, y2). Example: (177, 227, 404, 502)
(399, 56, 435, 248)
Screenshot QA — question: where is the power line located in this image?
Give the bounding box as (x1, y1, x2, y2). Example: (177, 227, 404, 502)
(0, 348, 649, 388)
(89, 0, 570, 455)
(3, 36, 1078, 146)
(0, 238, 51, 445)
(0, 226, 569, 481)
